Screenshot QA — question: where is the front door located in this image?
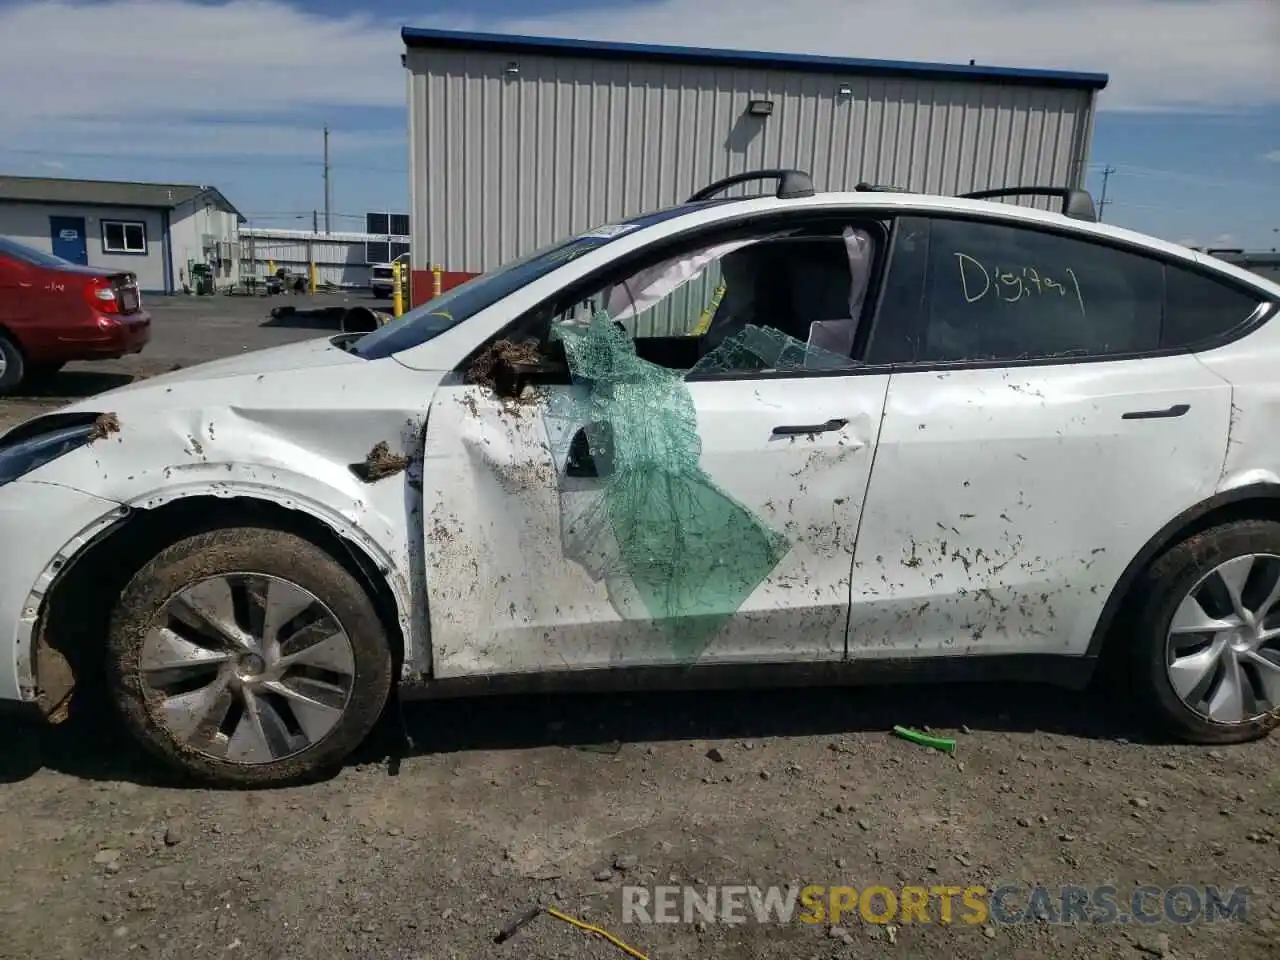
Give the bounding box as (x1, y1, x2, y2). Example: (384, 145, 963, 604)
(421, 216, 892, 677)
(49, 216, 88, 265)
(422, 370, 889, 677)
(850, 214, 1233, 658)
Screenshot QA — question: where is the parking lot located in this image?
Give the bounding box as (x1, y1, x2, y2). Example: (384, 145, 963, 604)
(1, 293, 1279, 960)
(0, 291, 368, 431)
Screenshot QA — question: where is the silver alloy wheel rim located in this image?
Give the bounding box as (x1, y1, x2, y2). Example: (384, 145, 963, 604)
(0, 351, 7, 378)
(1166, 553, 1280, 724)
(139, 573, 356, 764)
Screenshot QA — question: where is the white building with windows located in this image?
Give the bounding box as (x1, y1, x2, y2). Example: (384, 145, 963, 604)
(0, 175, 244, 293)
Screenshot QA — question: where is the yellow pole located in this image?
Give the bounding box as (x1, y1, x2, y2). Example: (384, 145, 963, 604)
(392, 262, 404, 318)
(432, 263, 443, 299)
(309, 259, 318, 296)
(267, 258, 275, 275)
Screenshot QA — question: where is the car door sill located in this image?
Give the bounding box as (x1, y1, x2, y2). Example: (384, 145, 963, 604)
(399, 654, 1098, 700)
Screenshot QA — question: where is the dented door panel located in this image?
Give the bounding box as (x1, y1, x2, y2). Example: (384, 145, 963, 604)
(850, 355, 1231, 658)
(423, 375, 890, 677)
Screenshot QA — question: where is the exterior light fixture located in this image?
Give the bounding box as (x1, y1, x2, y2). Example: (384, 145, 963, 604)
(837, 83, 853, 97)
(746, 99, 774, 116)
(504, 61, 520, 76)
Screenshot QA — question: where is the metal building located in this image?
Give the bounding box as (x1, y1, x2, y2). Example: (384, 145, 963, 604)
(402, 27, 1109, 306)
(1198, 249, 1280, 285)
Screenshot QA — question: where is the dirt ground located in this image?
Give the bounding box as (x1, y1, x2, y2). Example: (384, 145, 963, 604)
(1, 295, 1279, 960)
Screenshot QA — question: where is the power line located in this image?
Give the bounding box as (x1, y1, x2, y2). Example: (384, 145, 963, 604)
(0, 146, 405, 173)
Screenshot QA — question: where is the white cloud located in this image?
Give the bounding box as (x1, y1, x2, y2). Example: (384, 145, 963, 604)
(1265, 150, 1280, 162)
(0, 0, 1277, 164)
(15, 119, 405, 161)
(492, 0, 1280, 112)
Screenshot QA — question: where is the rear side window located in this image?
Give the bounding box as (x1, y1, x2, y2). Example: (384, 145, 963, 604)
(1162, 266, 1264, 348)
(915, 217, 1164, 362)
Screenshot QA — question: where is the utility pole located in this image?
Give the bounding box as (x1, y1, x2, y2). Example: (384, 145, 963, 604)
(312, 210, 318, 234)
(1096, 164, 1115, 221)
(322, 125, 331, 235)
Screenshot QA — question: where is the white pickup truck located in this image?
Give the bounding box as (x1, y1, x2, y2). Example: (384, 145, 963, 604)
(368, 263, 394, 299)
(369, 252, 411, 300)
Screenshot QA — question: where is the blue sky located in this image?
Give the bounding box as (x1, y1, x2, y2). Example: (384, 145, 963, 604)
(0, 0, 1277, 249)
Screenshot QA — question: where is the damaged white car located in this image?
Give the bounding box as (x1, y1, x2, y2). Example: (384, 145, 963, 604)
(2, 169, 1279, 786)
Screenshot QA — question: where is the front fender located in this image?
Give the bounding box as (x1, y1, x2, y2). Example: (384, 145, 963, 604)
(122, 471, 420, 664)
(10, 470, 422, 705)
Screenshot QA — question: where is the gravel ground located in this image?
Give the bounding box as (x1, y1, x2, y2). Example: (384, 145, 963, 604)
(1, 294, 1279, 960)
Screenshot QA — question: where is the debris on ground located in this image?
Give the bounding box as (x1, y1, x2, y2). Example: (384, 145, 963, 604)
(892, 725, 957, 755)
(545, 905, 651, 959)
(341, 306, 394, 333)
(352, 441, 410, 482)
(87, 412, 120, 441)
(268, 304, 348, 322)
(494, 904, 543, 944)
(467, 339, 544, 394)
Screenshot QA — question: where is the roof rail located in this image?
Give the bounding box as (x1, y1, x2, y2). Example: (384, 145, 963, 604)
(854, 181, 915, 193)
(960, 186, 1097, 222)
(689, 169, 815, 202)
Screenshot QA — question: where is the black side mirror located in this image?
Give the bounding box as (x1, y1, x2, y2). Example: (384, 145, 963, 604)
(492, 355, 571, 397)
(478, 337, 571, 398)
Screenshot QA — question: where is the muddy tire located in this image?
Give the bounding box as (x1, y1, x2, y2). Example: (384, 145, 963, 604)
(104, 527, 393, 786)
(1128, 519, 1280, 745)
(0, 334, 25, 396)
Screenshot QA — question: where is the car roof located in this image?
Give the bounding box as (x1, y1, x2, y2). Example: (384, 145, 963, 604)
(663, 190, 1280, 299)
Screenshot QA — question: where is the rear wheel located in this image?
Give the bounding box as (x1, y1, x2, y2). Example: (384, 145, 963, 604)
(1130, 519, 1280, 744)
(0, 334, 25, 395)
(104, 527, 393, 786)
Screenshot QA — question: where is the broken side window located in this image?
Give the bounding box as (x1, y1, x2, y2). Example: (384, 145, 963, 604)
(544, 225, 877, 377)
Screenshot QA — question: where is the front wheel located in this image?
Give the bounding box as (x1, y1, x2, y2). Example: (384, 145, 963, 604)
(0, 334, 26, 396)
(1129, 519, 1280, 744)
(104, 527, 393, 786)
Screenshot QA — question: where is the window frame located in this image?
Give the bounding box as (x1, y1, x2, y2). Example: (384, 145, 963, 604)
(451, 208, 896, 384)
(862, 211, 1276, 371)
(100, 219, 148, 255)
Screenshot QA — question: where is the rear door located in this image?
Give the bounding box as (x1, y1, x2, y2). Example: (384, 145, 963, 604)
(421, 212, 892, 676)
(849, 214, 1233, 659)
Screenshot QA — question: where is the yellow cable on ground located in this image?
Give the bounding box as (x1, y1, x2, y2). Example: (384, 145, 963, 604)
(546, 905, 652, 960)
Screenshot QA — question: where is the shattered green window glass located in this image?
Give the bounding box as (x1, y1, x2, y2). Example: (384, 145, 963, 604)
(545, 313, 791, 660)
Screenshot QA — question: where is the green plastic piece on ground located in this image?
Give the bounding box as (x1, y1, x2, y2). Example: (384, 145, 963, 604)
(892, 725, 957, 755)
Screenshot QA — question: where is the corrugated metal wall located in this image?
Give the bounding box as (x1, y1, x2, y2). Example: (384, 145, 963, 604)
(407, 47, 1096, 284)
(239, 229, 373, 287)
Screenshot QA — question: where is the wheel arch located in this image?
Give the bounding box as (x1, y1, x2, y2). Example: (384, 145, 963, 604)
(30, 492, 411, 718)
(1087, 482, 1280, 659)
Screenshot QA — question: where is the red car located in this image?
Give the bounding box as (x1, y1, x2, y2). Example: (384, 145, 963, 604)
(0, 236, 151, 394)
